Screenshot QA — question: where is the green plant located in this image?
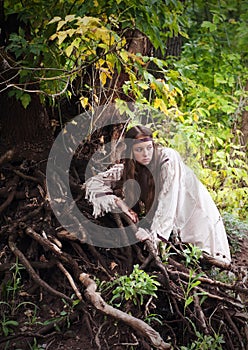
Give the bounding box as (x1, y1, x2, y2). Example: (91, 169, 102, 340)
(182, 244, 202, 268)
(0, 300, 40, 340)
(58, 297, 80, 329)
(181, 270, 207, 314)
(180, 330, 225, 350)
(144, 313, 163, 326)
(209, 268, 236, 284)
(109, 264, 160, 307)
(35, 296, 81, 331)
(2, 259, 25, 312)
(28, 337, 45, 350)
(21, 302, 39, 325)
(223, 212, 248, 253)
(0, 311, 19, 337)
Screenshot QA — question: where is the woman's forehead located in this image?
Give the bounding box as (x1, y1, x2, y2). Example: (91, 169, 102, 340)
(136, 133, 148, 139)
(133, 140, 153, 148)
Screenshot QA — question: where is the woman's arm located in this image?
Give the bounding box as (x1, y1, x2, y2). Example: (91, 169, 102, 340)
(83, 164, 123, 217)
(84, 164, 138, 222)
(115, 197, 138, 223)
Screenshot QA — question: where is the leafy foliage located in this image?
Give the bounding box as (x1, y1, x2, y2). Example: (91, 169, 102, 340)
(2, 0, 248, 218)
(99, 264, 160, 307)
(180, 331, 225, 350)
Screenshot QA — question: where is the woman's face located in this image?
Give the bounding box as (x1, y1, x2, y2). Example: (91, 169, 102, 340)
(132, 140, 154, 165)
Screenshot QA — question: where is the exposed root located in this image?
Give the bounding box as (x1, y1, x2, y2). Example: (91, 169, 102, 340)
(8, 231, 72, 303)
(79, 272, 172, 350)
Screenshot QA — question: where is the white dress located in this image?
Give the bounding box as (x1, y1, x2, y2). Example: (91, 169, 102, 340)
(84, 147, 231, 264)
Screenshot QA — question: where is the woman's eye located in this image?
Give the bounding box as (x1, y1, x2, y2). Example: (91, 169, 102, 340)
(147, 145, 153, 150)
(135, 147, 143, 152)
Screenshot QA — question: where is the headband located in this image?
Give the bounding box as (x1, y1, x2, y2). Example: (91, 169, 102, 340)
(132, 137, 153, 144)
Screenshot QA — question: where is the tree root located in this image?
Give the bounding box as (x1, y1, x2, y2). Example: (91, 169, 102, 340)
(79, 272, 172, 350)
(0, 175, 19, 214)
(8, 232, 72, 303)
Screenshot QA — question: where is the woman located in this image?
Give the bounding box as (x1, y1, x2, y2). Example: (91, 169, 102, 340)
(84, 125, 231, 264)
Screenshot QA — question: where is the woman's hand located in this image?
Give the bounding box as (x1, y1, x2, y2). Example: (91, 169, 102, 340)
(135, 227, 150, 242)
(115, 198, 139, 223)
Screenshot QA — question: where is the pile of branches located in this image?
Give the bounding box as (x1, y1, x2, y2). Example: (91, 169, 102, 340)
(0, 156, 248, 350)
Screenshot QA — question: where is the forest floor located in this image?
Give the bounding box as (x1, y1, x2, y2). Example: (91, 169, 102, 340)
(1, 219, 247, 350)
(42, 257, 248, 350)
(0, 160, 248, 350)
(49, 239, 248, 350)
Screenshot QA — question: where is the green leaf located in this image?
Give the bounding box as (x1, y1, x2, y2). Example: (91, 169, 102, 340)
(201, 21, 217, 32)
(4, 320, 19, 326)
(20, 93, 31, 109)
(185, 296, 194, 308)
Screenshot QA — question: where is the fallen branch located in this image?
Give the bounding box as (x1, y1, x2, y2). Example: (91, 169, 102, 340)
(79, 272, 171, 350)
(24, 226, 81, 277)
(57, 261, 83, 300)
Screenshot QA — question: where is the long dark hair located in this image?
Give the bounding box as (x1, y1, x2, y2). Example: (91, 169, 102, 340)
(119, 125, 160, 218)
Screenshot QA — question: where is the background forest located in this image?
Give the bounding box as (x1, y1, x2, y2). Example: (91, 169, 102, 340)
(0, 0, 248, 349)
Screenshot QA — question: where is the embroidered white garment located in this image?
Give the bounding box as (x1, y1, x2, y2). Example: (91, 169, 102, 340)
(150, 148, 231, 263)
(83, 148, 231, 263)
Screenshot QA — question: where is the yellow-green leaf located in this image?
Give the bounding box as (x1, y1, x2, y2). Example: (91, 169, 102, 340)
(154, 98, 167, 113)
(80, 97, 88, 108)
(20, 93, 31, 109)
(120, 50, 129, 63)
(65, 44, 74, 57)
(49, 33, 57, 41)
(48, 16, 61, 25)
(65, 15, 76, 22)
(193, 113, 198, 122)
(94, 27, 112, 44)
(100, 71, 107, 86)
(67, 28, 76, 37)
(57, 20, 66, 31)
(57, 31, 67, 45)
